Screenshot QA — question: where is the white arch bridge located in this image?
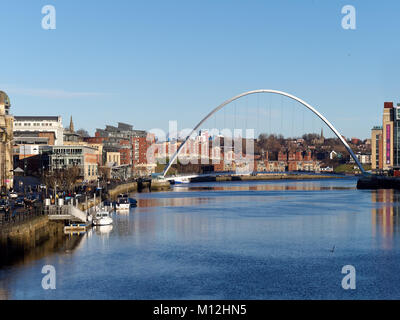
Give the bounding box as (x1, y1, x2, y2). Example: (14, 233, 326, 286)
(161, 89, 366, 177)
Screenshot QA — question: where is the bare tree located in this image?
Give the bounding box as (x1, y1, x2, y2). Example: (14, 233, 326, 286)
(62, 166, 81, 192)
(76, 129, 90, 137)
(42, 166, 81, 193)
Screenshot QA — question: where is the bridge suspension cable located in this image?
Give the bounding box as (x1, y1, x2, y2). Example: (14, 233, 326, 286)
(161, 89, 367, 177)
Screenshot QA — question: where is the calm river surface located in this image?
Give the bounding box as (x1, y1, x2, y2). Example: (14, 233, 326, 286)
(1, 178, 400, 299)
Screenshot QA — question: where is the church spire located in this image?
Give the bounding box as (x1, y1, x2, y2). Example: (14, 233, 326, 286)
(69, 115, 75, 133)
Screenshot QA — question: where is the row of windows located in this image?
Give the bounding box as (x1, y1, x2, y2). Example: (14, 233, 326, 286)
(53, 148, 83, 155)
(107, 155, 119, 162)
(53, 158, 82, 164)
(15, 122, 53, 127)
(51, 160, 97, 176)
(87, 165, 98, 176)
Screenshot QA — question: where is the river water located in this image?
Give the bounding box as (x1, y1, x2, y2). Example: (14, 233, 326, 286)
(1, 178, 400, 299)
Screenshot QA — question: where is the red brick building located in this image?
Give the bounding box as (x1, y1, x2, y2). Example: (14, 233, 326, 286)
(278, 151, 287, 161)
(119, 139, 132, 165)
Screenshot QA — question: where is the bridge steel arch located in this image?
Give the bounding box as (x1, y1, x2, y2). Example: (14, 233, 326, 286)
(162, 89, 366, 177)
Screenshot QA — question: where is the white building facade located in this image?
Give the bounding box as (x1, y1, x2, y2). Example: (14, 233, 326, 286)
(14, 116, 64, 146)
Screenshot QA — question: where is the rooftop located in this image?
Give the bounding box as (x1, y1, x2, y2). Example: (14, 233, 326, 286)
(384, 102, 394, 109)
(0, 91, 10, 108)
(14, 116, 61, 121)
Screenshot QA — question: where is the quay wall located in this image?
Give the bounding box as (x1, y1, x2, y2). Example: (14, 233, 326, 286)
(150, 180, 171, 191)
(108, 182, 138, 199)
(357, 175, 400, 189)
(191, 174, 345, 183)
(0, 216, 64, 266)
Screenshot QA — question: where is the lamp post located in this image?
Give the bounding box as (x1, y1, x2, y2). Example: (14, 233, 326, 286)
(23, 144, 27, 177)
(0, 127, 9, 194)
(54, 153, 61, 203)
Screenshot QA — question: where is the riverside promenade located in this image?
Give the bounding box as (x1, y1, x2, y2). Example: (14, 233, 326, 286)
(0, 178, 169, 266)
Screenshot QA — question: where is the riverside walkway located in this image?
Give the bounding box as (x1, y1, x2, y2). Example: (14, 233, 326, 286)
(0, 205, 45, 228)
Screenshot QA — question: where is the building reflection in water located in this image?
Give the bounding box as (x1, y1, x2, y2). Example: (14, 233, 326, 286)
(136, 182, 354, 209)
(172, 181, 354, 193)
(130, 181, 357, 245)
(0, 233, 86, 300)
(371, 189, 400, 249)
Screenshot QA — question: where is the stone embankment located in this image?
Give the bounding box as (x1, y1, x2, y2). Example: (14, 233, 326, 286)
(0, 215, 64, 266)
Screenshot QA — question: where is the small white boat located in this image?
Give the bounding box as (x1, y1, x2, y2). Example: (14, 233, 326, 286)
(116, 194, 130, 211)
(174, 177, 190, 184)
(92, 211, 113, 226)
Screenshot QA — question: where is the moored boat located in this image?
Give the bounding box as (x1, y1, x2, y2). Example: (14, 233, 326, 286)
(116, 197, 130, 211)
(128, 198, 137, 207)
(174, 177, 191, 184)
(92, 211, 113, 226)
(116, 193, 130, 210)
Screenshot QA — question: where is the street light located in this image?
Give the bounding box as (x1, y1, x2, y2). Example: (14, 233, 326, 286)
(0, 127, 10, 194)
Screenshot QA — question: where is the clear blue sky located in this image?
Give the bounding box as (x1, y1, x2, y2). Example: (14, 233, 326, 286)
(1, 0, 399, 139)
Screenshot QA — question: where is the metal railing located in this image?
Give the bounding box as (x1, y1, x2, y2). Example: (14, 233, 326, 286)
(0, 205, 45, 228)
(43, 205, 70, 216)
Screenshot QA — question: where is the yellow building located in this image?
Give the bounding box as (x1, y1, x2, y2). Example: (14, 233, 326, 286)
(106, 152, 120, 166)
(370, 102, 400, 172)
(382, 103, 394, 170)
(371, 126, 382, 170)
(0, 91, 14, 192)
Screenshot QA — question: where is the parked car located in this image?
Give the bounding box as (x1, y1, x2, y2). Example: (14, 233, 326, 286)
(15, 197, 25, 207)
(0, 199, 10, 212)
(9, 192, 18, 199)
(24, 194, 38, 205)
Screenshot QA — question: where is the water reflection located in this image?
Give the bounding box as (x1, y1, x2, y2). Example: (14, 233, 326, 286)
(137, 197, 214, 209)
(0, 229, 85, 268)
(173, 181, 354, 192)
(0, 233, 85, 300)
(371, 189, 400, 249)
(6, 179, 400, 299)
(93, 225, 113, 235)
(137, 181, 354, 209)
